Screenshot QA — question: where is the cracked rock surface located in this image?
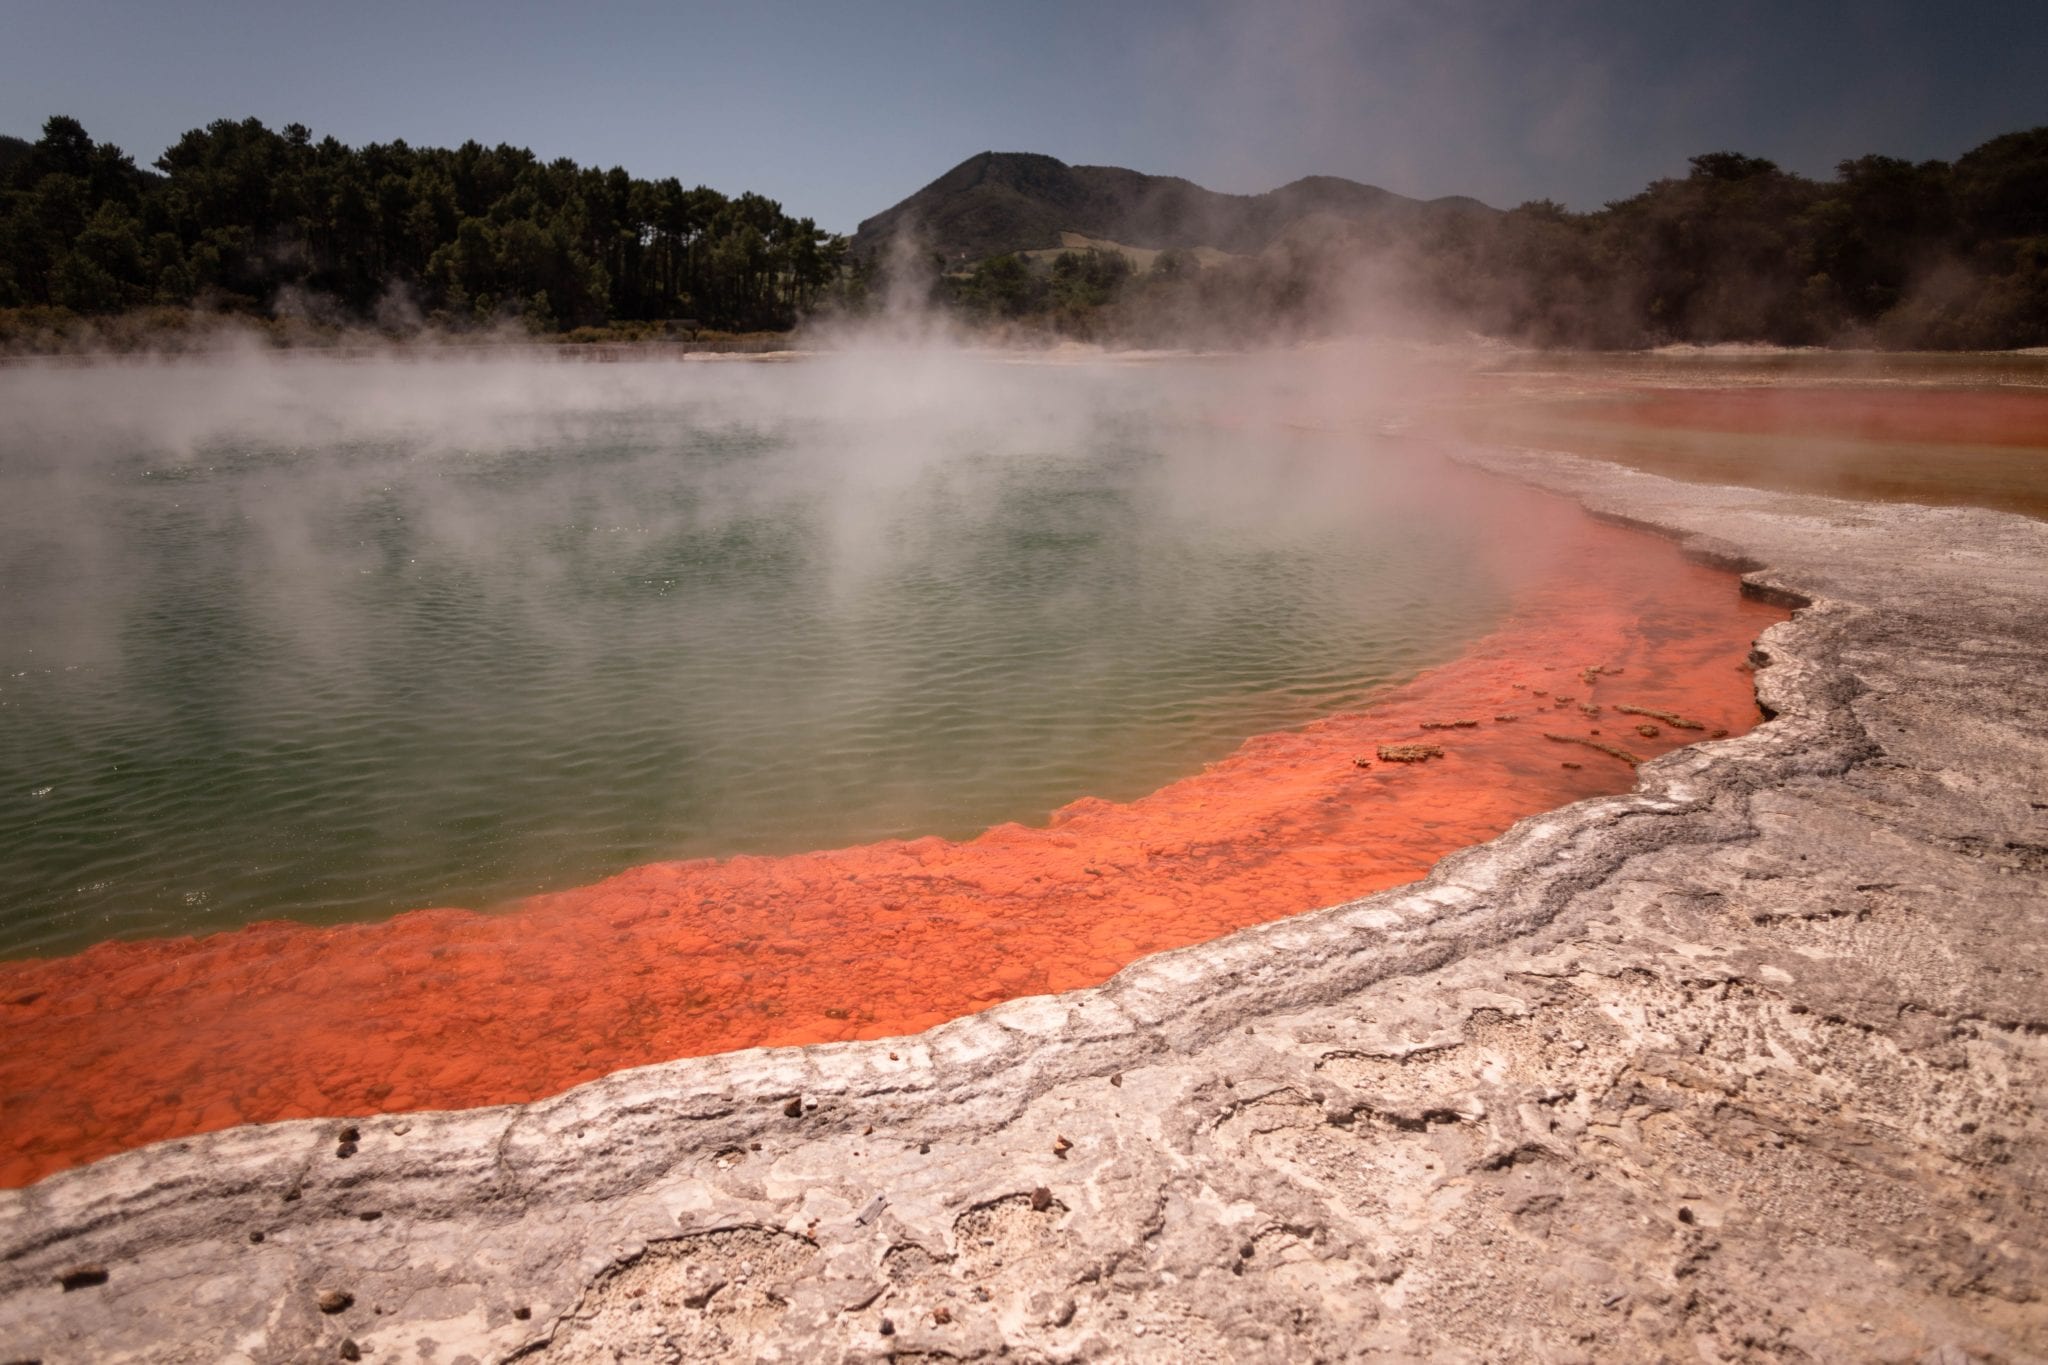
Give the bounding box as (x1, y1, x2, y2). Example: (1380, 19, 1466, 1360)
(3, 446, 2045, 1363)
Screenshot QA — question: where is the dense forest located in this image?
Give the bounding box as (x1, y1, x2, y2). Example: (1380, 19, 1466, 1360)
(0, 115, 846, 339)
(2, 114, 2044, 350)
(908, 129, 2048, 350)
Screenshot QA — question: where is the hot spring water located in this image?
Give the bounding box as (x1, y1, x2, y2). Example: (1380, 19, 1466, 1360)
(0, 352, 1505, 957)
(0, 350, 1790, 1184)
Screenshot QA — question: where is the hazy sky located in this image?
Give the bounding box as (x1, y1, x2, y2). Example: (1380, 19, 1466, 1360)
(4, 0, 2044, 233)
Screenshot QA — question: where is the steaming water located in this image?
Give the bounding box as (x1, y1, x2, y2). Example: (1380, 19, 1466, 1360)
(0, 352, 1507, 959)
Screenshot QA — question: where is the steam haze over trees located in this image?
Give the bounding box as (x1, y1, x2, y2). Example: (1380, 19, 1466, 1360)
(892, 135, 2048, 350)
(1, 114, 2044, 350)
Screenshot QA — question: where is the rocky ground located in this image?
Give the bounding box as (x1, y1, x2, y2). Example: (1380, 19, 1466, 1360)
(2, 444, 2044, 1363)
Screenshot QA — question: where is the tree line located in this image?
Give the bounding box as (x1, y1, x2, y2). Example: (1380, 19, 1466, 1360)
(0, 115, 847, 335)
(3, 114, 2044, 349)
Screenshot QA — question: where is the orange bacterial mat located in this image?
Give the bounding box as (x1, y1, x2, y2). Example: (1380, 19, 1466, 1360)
(0, 476, 1785, 1186)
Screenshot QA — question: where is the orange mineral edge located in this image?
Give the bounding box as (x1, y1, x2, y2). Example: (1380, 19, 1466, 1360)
(0, 478, 1784, 1187)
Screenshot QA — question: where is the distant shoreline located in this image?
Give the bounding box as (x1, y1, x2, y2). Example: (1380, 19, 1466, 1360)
(0, 307, 806, 360)
(8, 310, 2048, 366)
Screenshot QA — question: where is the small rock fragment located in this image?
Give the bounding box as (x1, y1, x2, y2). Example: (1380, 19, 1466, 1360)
(1636, 723, 1660, 738)
(1052, 1135, 1072, 1158)
(782, 1097, 804, 1118)
(317, 1289, 354, 1314)
(1377, 743, 1444, 763)
(932, 1306, 952, 1325)
(1615, 704, 1703, 730)
(338, 1340, 361, 1362)
(1544, 732, 1642, 765)
(879, 1316, 895, 1336)
(337, 1125, 360, 1144)
(512, 1305, 532, 1321)
(1351, 756, 1373, 769)
(1494, 713, 1519, 722)
(1109, 1073, 1122, 1087)
(1030, 1186, 1053, 1212)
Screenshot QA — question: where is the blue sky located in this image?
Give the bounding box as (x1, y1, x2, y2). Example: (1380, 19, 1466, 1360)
(4, 0, 2044, 233)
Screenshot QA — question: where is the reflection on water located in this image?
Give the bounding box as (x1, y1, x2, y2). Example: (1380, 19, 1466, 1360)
(0, 353, 1502, 957)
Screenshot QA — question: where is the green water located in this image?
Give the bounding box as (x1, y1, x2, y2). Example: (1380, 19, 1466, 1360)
(0, 352, 1508, 957)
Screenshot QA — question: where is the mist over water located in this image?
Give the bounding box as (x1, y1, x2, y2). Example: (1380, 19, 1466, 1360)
(0, 349, 1508, 958)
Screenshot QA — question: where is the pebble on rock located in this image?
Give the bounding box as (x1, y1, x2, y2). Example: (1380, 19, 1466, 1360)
(317, 1289, 354, 1315)
(57, 1264, 109, 1291)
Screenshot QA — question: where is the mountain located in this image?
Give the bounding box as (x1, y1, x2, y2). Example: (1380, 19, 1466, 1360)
(849, 151, 1496, 265)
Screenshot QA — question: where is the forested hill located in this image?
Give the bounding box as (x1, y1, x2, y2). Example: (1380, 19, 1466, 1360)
(909, 130, 2048, 350)
(0, 116, 846, 334)
(849, 151, 1494, 265)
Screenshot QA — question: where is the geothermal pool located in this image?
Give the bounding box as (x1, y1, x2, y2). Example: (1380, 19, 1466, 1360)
(0, 351, 1782, 1185)
(1, 353, 1511, 956)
